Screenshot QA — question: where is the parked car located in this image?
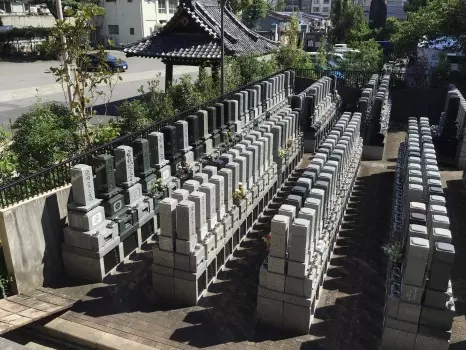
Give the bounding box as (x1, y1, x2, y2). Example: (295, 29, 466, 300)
(78, 53, 128, 73)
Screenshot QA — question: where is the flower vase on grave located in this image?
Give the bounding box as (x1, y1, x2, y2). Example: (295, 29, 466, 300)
(175, 156, 194, 185)
(148, 177, 168, 214)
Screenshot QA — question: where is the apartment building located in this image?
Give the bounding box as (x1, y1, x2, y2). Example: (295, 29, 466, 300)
(284, 0, 331, 17)
(310, 0, 331, 17)
(102, 0, 179, 46)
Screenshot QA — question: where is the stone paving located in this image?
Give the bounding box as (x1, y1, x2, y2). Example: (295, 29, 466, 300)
(0, 287, 76, 335)
(13, 127, 465, 349)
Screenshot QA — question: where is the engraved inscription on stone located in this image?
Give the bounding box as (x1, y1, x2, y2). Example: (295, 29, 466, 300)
(113, 199, 123, 213)
(91, 212, 103, 227)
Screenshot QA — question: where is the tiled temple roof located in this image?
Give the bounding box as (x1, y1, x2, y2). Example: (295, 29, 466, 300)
(123, 0, 280, 63)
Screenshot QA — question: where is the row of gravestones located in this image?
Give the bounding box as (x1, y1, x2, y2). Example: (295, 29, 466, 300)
(382, 117, 455, 350)
(257, 111, 364, 333)
(432, 86, 465, 142)
(153, 103, 304, 305)
(289, 76, 341, 153)
(433, 87, 466, 170)
(61, 70, 295, 282)
(359, 74, 391, 148)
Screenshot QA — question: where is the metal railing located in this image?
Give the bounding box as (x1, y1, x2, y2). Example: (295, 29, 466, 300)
(294, 69, 377, 88)
(2, 67, 459, 207)
(0, 69, 287, 207)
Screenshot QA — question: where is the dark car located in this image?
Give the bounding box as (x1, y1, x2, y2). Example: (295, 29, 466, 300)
(78, 53, 128, 73)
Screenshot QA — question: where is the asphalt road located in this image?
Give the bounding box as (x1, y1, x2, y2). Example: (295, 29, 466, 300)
(0, 51, 199, 128)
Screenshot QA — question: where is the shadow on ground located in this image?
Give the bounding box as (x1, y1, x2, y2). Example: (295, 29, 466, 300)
(24, 152, 401, 350)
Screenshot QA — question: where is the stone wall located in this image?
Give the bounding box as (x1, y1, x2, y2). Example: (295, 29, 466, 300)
(391, 87, 447, 124)
(0, 15, 57, 28)
(0, 185, 71, 293)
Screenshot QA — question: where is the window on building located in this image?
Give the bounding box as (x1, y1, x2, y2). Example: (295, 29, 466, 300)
(106, 0, 116, 2)
(158, 0, 166, 13)
(312, 6, 319, 12)
(323, 0, 329, 3)
(128, 0, 132, 2)
(168, 0, 177, 13)
(108, 25, 119, 35)
(313, 0, 320, 4)
(322, 6, 329, 12)
(130, 27, 135, 35)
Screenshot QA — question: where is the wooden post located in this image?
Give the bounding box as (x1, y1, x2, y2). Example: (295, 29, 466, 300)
(165, 63, 173, 90)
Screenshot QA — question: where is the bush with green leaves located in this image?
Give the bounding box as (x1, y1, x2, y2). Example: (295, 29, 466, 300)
(339, 39, 383, 72)
(90, 122, 120, 146)
(139, 75, 176, 121)
(118, 55, 278, 126)
(117, 100, 151, 135)
(10, 103, 81, 175)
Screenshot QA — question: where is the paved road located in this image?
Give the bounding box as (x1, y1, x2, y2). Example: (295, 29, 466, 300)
(0, 51, 199, 127)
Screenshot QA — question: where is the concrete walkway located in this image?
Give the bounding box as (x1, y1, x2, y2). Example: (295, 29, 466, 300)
(4, 128, 465, 349)
(0, 288, 76, 335)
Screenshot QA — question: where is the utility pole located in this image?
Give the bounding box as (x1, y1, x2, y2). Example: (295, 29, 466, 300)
(56, 0, 73, 107)
(220, 0, 225, 95)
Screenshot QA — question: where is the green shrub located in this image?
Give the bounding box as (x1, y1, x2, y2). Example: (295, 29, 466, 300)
(117, 100, 151, 134)
(10, 103, 81, 175)
(37, 39, 59, 60)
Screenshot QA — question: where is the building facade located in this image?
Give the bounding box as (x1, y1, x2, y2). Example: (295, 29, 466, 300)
(257, 11, 328, 40)
(284, 0, 332, 17)
(102, 0, 179, 46)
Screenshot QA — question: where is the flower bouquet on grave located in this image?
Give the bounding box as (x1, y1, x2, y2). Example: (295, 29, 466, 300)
(200, 153, 214, 167)
(382, 240, 404, 268)
(262, 233, 271, 253)
(223, 129, 235, 149)
(232, 182, 246, 207)
(150, 177, 168, 198)
(149, 177, 168, 210)
(278, 147, 287, 170)
(175, 156, 193, 183)
(286, 138, 294, 155)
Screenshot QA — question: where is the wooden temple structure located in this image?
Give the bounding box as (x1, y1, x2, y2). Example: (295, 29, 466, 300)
(123, 0, 280, 87)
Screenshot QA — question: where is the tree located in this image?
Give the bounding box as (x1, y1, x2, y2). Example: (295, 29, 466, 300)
(276, 14, 303, 68)
(47, 3, 122, 149)
(242, 0, 268, 29)
(340, 39, 383, 72)
(375, 17, 399, 41)
(404, 0, 427, 14)
(431, 52, 451, 84)
(275, 0, 285, 11)
(369, 0, 387, 29)
(330, 0, 372, 44)
(393, 0, 466, 56)
(228, 0, 251, 15)
(31, 0, 99, 19)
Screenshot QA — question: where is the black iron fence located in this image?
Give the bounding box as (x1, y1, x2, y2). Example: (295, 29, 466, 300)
(1, 67, 462, 207)
(0, 69, 287, 207)
(294, 69, 377, 89)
